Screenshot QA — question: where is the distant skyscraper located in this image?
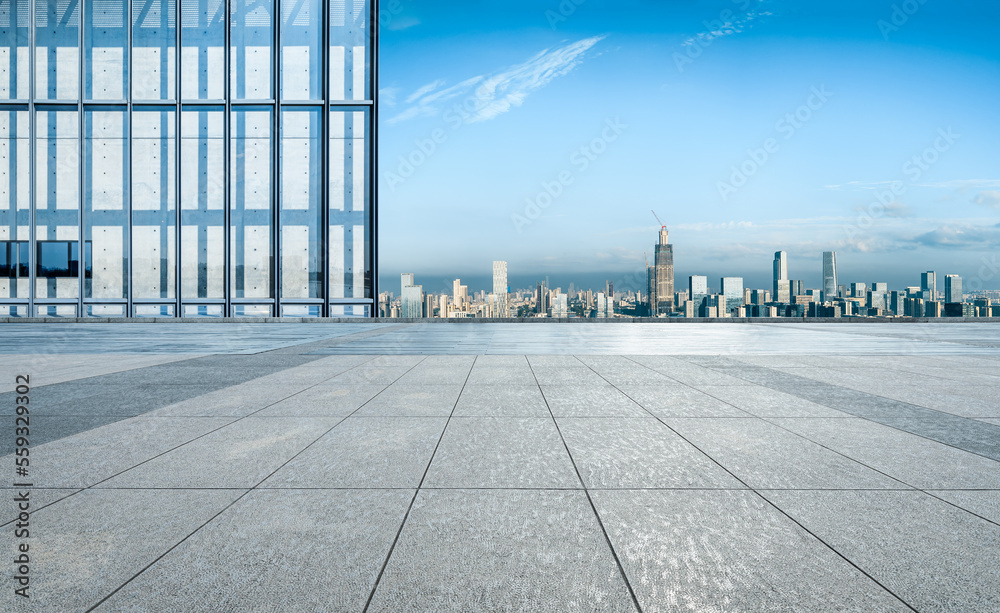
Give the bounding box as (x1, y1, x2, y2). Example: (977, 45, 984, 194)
(689, 276, 708, 307)
(945, 275, 962, 303)
(493, 261, 508, 318)
(646, 266, 657, 315)
(654, 228, 675, 314)
(720, 277, 744, 315)
(822, 252, 838, 300)
(401, 284, 423, 318)
(921, 271, 937, 301)
(773, 251, 789, 303)
(401, 273, 414, 295)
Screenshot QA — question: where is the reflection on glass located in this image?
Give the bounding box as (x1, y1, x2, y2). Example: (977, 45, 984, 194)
(280, 108, 321, 299)
(35, 109, 79, 299)
(181, 107, 224, 298)
(133, 0, 177, 100)
(0, 1, 31, 100)
(329, 109, 368, 299)
(0, 108, 28, 298)
(281, 0, 321, 100)
(330, 0, 369, 101)
(181, 0, 225, 100)
(35, 0, 81, 100)
(230, 0, 273, 100)
(231, 107, 272, 298)
(84, 109, 128, 299)
(132, 108, 176, 299)
(86, 0, 128, 100)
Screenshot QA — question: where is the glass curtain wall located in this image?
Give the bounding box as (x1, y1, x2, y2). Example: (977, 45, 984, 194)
(0, 0, 375, 318)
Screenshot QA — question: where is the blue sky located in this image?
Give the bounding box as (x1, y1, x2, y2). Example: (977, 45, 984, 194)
(377, 0, 1000, 293)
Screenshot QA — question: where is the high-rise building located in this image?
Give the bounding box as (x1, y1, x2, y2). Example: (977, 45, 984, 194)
(654, 228, 674, 314)
(921, 271, 938, 301)
(720, 277, 744, 315)
(0, 0, 377, 318)
(646, 266, 657, 315)
(492, 261, 508, 318)
(822, 252, 838, 300)
(689, 276, 708, 308)
(401, 285, 423, 318)
(945, 274, 962, 303)
(790, 280, 804, 297)
(773, 251, 789, 303)
(401, 274, 414, 295)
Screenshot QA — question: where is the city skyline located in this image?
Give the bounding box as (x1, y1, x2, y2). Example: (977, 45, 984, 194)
(379, 1, 1000, 288)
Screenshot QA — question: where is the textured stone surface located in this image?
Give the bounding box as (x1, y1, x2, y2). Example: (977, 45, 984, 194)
(367, 490, 638, 613)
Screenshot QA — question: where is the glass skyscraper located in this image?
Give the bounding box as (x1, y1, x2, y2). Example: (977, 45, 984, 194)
(0, 0, 376, 318)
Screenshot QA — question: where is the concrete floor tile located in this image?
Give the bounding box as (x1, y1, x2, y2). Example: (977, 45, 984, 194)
(94, 489, 413, 613)
(0, 489, 243, 612)
(927, 490, 1000, 524)
(668, 418, 905, 489)
(254, 384, 386, 417)
(453, 384, 550, 417)
(558, 418, 743, 489)
(542, 386, 649, 417)
(761, 490, 1000, 613)
(98, 417, 339, 488)
(0, 488, 80, 526)
(593, 489, 910, 613)
(771, 417, 1000, 489)
(620, 385, 753, 418)
(353, 384, 464, 417)
(367, 489, 637, 613)
(261, 417, 447, 488)
(701, 385, 851, 418)
(424, 418, 579, 488)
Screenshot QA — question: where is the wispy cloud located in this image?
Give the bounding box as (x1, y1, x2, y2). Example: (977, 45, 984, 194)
(680, 7, 772, 49)
(913, 223, 1000, 249)
(971, 191, 1000, 209)
(386, 36, 605, 125)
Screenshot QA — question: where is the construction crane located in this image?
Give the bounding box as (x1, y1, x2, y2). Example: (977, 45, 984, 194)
(651, 210, 666, 230)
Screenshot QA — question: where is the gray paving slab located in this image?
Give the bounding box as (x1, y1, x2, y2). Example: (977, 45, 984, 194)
(770, 418, 1000, 489)
(98, 417, 340, 488)
(424, 418, 579, 489)
(541, 385, 649, 417)
(353, 384, 464, 417)
(0, 488, 79, 526)
(94, 489, 413, 613)
(619, 385, 753, 418)
(761, 490, 1000, 613)
(253, 383, 386, 417)
(558, 418, 744, 489)
(878, 417, 1000, 462)
(0, 489, 244, 612)
(261, 417, 447, 488)
(667, 418, 906, 489)
(4, 415, 124, 454)
(592, 490, 911, 613)
(6, 416, 235, 488)
(531, 366, 615, 386)
(701, 385, 851, 418)
(927, 490, 1000, 524)
(452, 384, 550, 417)
(366, 489, 638, 613)
(465, 365, 538, 386)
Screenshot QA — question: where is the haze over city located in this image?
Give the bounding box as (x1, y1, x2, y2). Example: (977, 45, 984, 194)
(378, 0, 1000, 290)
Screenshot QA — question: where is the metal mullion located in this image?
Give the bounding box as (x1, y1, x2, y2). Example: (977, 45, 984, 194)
(321, 0, 330, 316)
(78, 0, 85, 316)
(370, 0, 379, 316)
(273, 0, 280, 315)
(127, 0, 134, 316)
(28, 0, 35, 315)
(175, 0, 182, 315)
(224, 0, 231, 316)
(328, 99, 373, 106)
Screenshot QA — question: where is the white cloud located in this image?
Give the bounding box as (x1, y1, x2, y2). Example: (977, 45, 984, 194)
(971, 190, 1000, 209)
(386, 36, 605, 126)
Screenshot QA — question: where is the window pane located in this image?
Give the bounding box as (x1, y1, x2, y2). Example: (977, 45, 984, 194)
(280, 108, 320, 299)
(132, 0, 176, 100)
(35, 109, 79, 298)
(280, 0, 320, 100)
(84, 109, 128, 299)
(230, 0, 272, 100)
(181, 106, 224, 298)
(86, 0, 128, 100)
(132, 108, 176, 299)
(230, 107, 271, 298)
(330, 0, 368, 101)
(180, 0, 224, 100)
(329, 109, 367, 298)
(0, 107, 28, 298)
(35, 0, 80, 100)
(0, 0, 30, 99)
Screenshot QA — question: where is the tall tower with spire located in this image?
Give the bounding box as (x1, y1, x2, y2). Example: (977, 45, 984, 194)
(654, 227, 675, 315)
